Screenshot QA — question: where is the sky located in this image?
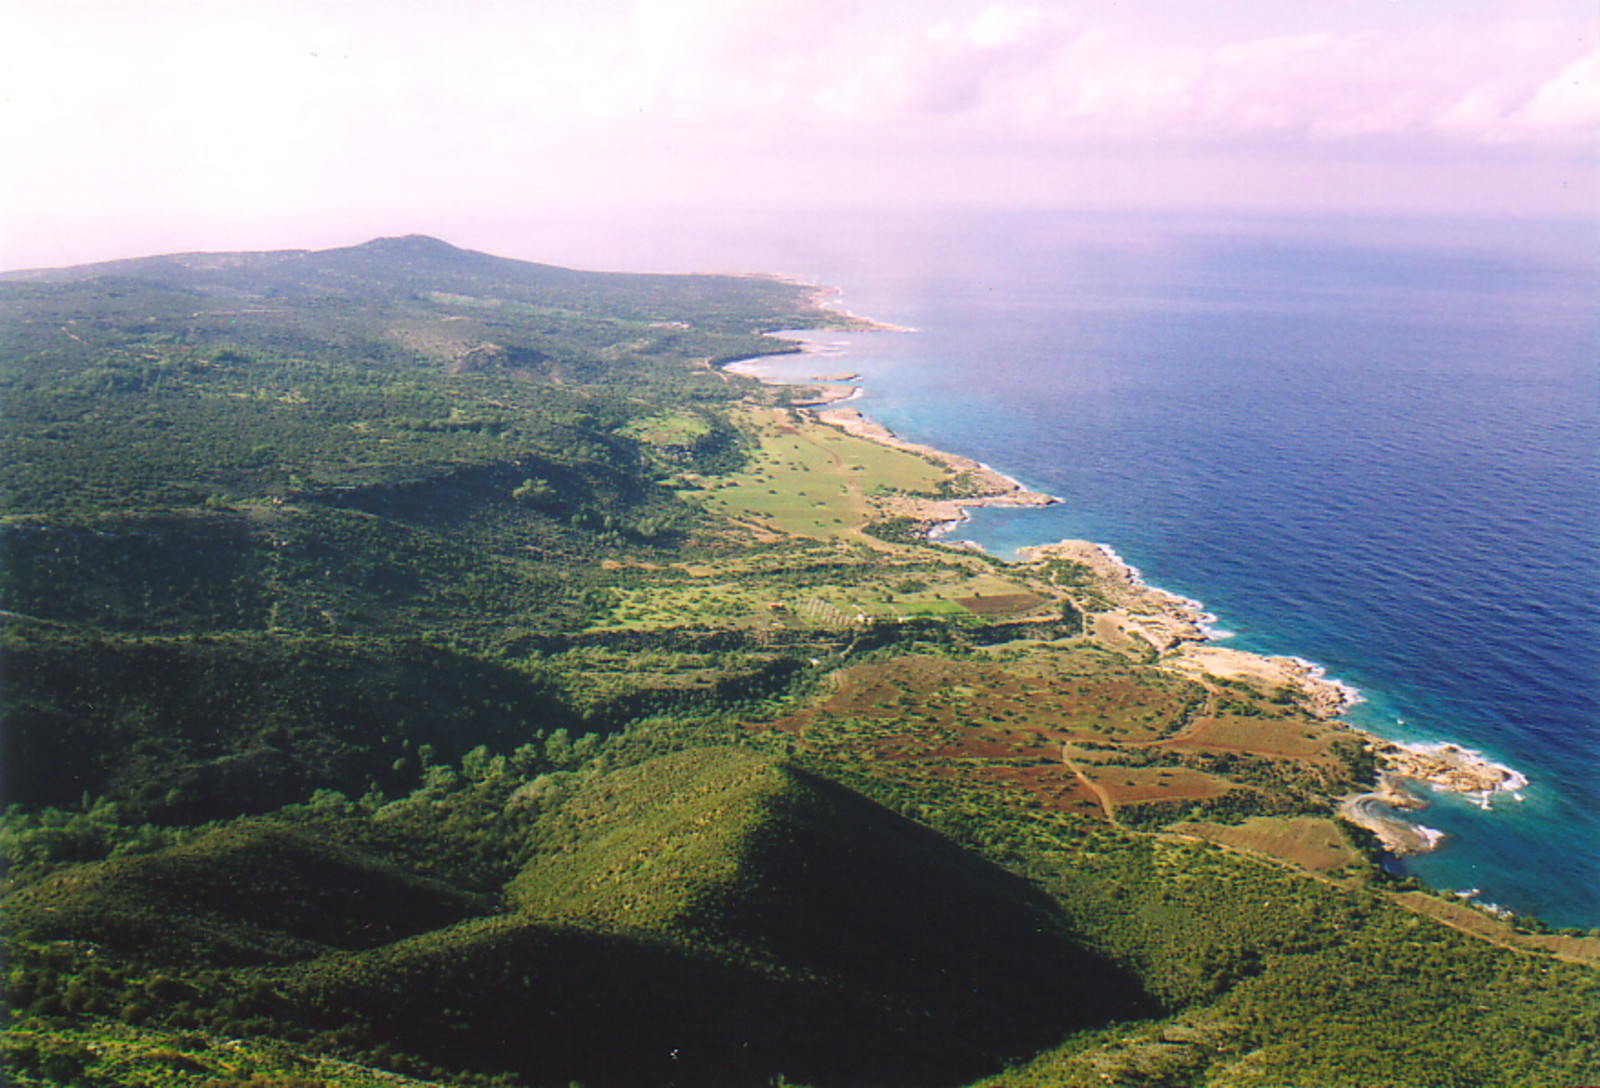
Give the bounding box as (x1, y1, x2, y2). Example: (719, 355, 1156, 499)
(3, 0, 1597, 270)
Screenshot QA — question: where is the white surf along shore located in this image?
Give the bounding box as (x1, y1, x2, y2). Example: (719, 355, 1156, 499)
(727, 319, 1528, 858)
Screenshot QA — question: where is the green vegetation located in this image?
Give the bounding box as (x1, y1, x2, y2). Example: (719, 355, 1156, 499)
(3, 236, 1595, 1087)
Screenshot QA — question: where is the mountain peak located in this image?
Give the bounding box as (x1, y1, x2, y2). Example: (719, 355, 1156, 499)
(360, 234, 460, 253)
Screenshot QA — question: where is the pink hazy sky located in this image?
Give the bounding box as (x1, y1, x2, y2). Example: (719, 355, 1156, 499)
(3, 0, 1596, 269)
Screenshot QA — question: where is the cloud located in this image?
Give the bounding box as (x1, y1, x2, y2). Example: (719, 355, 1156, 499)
(1, 0, 1593, 268)
(571, 3, 1599, 154)
(1514, 49, 1600, 131)
(8, 2, 1590, 152)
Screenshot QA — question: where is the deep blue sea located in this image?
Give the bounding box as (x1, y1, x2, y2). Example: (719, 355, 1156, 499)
(680, 209, 1599, 930)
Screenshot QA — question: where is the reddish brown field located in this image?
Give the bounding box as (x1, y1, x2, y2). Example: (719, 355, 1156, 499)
(1085, 766, 1232, 805)
(1178, 713, 1338, 760)
(970, 764, 1104, 813)
(954, 592, 1047, 616)
(788, 654, 1204, 744)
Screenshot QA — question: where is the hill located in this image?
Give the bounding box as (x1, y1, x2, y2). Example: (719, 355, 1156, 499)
(5, 749, 1149, 1086)
(5, 819, 491, 965)
(0, 625, 574, 820)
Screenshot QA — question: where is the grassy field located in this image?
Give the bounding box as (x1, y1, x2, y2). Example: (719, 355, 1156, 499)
(591, 540, 1062, 633)
(618, 410, 714, 446)
(1170, 815, 1365, 872)
(685, 407, 947, 540)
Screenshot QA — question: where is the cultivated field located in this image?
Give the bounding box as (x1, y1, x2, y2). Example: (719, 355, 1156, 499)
(754, 648, 1349, 826)
(1170, 815, 1363, 872)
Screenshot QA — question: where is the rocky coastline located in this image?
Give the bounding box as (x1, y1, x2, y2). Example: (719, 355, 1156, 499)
(1338, 740, 1528, 855)
(730, 316, 1529, 865)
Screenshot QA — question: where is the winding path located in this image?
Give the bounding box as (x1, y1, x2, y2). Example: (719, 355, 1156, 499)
(1060, 743, 1120, 825)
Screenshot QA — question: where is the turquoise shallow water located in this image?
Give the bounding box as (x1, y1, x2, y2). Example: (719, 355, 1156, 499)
(722, 211, 1598, 929)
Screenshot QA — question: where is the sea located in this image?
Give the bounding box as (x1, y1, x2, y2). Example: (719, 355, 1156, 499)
(521, 208, 1600, 930)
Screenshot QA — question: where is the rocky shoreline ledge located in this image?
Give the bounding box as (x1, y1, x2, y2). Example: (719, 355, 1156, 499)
(1373, 740, 1529, 807)
(1016, 539, 1359, 718)
(1337, 740, 1529, 856)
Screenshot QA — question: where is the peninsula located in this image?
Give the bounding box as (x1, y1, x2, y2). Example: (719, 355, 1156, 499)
(2, 236, 1593, 1088)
